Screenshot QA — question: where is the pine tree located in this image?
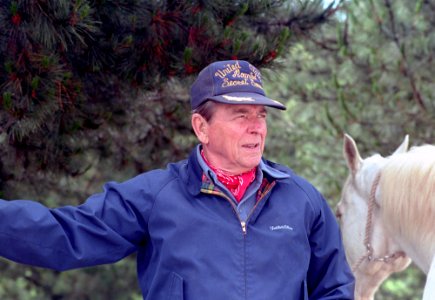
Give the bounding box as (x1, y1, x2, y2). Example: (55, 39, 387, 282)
(0, 1, 338, 298)
(0, 1, 335, 181)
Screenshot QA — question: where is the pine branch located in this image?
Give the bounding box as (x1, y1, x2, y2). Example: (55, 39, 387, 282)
(0, 0, 336, 184)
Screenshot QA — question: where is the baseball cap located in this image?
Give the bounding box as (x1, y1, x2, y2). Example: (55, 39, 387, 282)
(190, 60, 286, 110)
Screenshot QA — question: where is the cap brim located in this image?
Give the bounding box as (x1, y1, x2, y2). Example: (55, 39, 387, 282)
(208, 92, 286, 110)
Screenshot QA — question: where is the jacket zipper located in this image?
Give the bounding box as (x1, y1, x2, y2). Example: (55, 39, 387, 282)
(201, 180, 276, 234)
(240, 221, 247, 234)
(221, 194, 247, 234)
(200, 188, 248, 234)
(202, 182, 276, 300)
(242, 180, 276, 234)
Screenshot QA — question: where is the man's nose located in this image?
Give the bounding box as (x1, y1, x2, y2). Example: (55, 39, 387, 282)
(247, 118, 265, 134)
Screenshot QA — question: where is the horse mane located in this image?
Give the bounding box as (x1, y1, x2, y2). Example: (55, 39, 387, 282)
(380, 144, 435, 251)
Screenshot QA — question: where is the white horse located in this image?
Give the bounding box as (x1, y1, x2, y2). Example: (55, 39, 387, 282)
(336, 134, 435, 300)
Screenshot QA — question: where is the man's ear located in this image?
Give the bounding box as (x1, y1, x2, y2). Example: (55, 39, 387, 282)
(191, 113, 209, 144)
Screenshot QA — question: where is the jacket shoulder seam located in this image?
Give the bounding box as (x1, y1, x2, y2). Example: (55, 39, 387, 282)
(147, 174, 180, 221)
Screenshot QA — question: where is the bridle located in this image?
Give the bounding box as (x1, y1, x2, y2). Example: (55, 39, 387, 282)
(351, 172, 406, 273)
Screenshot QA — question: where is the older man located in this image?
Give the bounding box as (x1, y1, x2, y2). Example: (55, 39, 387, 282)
(0, 60, 354, 299)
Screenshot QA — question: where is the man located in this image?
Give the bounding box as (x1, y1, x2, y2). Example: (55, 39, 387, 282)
(0, 60, 354, 299)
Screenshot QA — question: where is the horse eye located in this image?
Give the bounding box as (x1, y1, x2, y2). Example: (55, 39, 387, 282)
(335, 206, 343, 219)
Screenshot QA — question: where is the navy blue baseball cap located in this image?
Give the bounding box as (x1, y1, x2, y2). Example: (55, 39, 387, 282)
(190, 60, 286, 110)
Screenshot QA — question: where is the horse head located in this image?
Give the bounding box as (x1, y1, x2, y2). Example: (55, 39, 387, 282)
(336, 134, 412, 300)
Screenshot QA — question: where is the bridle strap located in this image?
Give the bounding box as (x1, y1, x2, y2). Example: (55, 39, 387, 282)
(352, 173, 405, 272)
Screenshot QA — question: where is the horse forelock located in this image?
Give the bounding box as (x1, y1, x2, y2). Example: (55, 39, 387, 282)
(380, 144, 435, 268)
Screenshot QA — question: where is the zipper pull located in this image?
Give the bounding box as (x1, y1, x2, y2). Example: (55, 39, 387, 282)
(241, 221, 247, 234)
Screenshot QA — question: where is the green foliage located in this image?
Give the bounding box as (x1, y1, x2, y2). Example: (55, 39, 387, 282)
(264, 0, 435, 298)
(381, 266, 425, 299)
(0, 257, 141, 300)
(0, 0, 333, 176)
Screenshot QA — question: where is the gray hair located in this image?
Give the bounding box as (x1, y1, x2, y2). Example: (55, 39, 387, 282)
(191, 100, 218, 122)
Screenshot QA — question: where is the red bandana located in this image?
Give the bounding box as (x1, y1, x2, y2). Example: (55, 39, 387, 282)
(201, 151, 256, 202)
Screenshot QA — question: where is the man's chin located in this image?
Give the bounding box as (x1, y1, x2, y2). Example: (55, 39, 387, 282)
(242, 158, 262, 170)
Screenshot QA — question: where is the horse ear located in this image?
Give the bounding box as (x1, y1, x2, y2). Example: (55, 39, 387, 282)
(392, 135, 409, 155)
(343, 133, 363, 175)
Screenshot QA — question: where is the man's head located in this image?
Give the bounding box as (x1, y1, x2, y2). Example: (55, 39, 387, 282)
(190, 60, 285, 174)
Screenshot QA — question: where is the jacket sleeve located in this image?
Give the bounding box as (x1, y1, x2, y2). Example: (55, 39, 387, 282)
(0, 174, 155, 271)
(306, 188, 355, 299)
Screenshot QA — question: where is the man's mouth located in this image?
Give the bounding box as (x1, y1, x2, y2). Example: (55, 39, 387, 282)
(243, 143, 260, 149)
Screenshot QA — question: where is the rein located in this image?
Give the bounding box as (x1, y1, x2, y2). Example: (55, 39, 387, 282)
(352, 173, 406, 273)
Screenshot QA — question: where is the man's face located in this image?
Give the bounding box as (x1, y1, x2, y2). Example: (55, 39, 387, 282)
(200, 103, 268, 174)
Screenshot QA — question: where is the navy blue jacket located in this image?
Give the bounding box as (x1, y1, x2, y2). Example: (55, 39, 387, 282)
(0, 149, 354, 299)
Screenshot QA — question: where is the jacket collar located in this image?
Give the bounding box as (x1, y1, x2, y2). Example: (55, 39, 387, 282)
(259, 159, 290, 180)
(184, 146, 204, 196)
(183, 145, 290, 197)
